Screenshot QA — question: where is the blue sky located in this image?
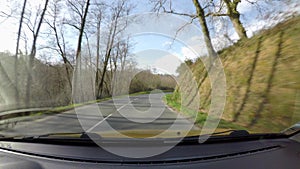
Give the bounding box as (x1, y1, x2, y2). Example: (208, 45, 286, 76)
(131, 34, 189, 74)
(121, 12, 208, 74)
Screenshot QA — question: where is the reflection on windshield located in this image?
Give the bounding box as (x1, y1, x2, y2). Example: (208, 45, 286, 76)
(0, 0, 300, 141)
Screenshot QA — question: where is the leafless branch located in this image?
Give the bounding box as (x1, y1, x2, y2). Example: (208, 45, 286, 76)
(164, 10, 197, 18)
(167, 16, 197, 48)
(63, 22, 80, 30)
(67, 0, 83, 18)
(205, 12, 228, 17)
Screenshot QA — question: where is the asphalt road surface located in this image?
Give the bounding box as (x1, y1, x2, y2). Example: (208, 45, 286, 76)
(2, 93, 199, 137)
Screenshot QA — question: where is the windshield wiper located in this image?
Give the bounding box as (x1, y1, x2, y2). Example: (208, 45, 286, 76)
(0, 130, 288, 146)
(19, 132, 102, 140)
(281, 122, 300, 136)
(0, 132, 90, 140)
(178, 130, 288, 144)
(209, 129, 250, 137)
(0, 132, 102, 146)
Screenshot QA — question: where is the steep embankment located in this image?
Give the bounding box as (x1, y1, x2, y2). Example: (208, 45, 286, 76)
(167, 16, 300, 132)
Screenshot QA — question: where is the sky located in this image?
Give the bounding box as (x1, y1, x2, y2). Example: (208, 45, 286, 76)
(0, 0, 299, 75)
(121, 12, 208, 74)
(131, 34, 198, 75)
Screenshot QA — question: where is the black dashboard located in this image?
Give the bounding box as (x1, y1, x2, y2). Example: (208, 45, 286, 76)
(1, 134, 300, 169)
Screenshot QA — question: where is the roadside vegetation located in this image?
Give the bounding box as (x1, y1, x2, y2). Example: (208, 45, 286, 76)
(165, 16, 300, 133)
(164, 94, 246, 131)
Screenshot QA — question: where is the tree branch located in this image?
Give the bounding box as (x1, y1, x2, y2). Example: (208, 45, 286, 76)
(164, 10, 197, 18)
(166, 16, 197, 48)
(67, 0, 83, 18)
(205, 12, 228, 17)
(63, 22, 80, 30)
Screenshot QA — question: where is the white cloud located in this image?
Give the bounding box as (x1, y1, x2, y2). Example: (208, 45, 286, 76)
(181, 46, 197, 59)
(181, 35, 208, 58)
(237, 1, 254, 14)
(153, 54, 182, 75)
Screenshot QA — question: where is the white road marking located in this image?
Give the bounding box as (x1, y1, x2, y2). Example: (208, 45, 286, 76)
(116, 98, 138, 111)
(86, 114, 112, 132)
(86, 97, 138, 132)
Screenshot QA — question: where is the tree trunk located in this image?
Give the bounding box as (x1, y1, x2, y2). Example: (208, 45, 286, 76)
(229, 13, 247, 39)
(192, 0, 217, 58)
(98, 49, 111, 98)
(95, 18, 101, 96)
(25, 0, 49, 107)
(223, 0, 247, 39)
(14, 0, 27, 105)
(97, 16, 118, 98)
(48, 0, 73, 90)
(84, 32, 95, 95)
(72, 0, 91, 102)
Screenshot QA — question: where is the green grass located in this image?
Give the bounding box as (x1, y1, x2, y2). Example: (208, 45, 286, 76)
(164, 94, 246, 130)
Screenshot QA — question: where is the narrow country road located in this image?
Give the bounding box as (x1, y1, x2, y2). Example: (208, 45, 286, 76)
(3, 93, 198, 137)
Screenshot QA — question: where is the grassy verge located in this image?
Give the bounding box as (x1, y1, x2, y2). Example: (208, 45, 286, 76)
(180, 16, 300, 132)
(164, 93, 246, 131)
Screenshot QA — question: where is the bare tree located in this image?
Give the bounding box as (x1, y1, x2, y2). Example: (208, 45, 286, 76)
(192, 0, 217, 57)
(69, 0, 91, 102)
(73, 0, 90, 61)
(97, 0, 132, 98)
(223, 0, 247, 39)
(13, 0, 28, 105)
(45, 0, 73, 90)
(151, 0, 217, 58)
(25, 0, 49, 107)
(205, 0, 247, 39)
(0, 1, 16, 24)
(119, 37, 130, 73)
(90, 2, 106, 97)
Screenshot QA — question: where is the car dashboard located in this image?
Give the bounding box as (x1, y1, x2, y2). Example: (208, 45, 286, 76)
(0, 134, 300, 169)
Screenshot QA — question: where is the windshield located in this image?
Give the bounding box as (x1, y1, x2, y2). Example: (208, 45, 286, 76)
(0, 0, 299, 149)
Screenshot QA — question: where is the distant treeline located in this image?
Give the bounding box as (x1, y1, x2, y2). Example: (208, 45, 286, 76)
(0, 52, 176, 110)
